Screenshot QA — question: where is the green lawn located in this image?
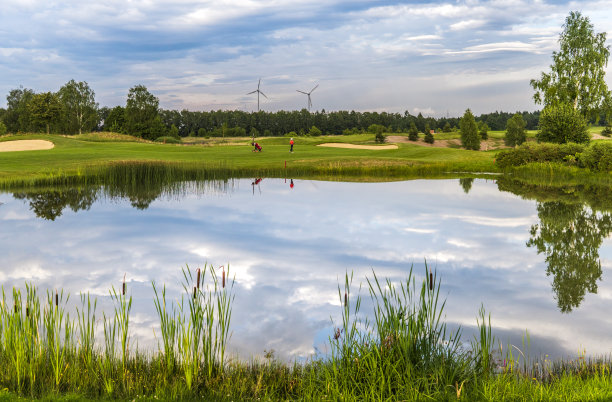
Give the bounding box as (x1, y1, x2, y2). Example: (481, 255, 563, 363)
(0, 133, 497, 183)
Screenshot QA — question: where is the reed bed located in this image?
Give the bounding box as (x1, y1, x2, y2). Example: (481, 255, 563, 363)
(1, 265, 612, 400)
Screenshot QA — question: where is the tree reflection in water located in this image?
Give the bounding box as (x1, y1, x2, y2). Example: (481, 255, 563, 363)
(13, 188, 98, 221)
(527, 202, 612, 313)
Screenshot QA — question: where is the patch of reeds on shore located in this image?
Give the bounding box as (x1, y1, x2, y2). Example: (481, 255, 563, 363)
(1, 264, 612, 401)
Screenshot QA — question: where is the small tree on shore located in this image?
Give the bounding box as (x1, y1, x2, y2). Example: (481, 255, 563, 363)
(479, 121, 489, 140)
(505, 113, 527, 147)
(460, 109, 480, 150)
(424, 124, 434, 144)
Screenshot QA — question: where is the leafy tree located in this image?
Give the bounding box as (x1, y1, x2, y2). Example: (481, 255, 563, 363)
(105, 106, 126, 133)
(460, 109, 480, 150)
(250, 127, 259, 139)
(408, 122, 419, 141)
(504, 113, 527, 147)
(28, 92, 62, 134)
(0, 120, 6, 135)
(197, 128, 207, 137)
(527, 201, 612, 312)
(13, 188, 98, 221)
(4, 87, 35, 132)
(443, 122, 452, 132)
(530, 11, 611, 120)
(537, 103, 589, 144)
(424, 123, 434, 144)
(125, 85, 161, 140)
(58, 79, 99, 134)
(478, 121, 489, 140)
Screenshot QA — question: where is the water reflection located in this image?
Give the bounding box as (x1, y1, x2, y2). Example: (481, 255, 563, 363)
(459, 178, 474, 194)
(497, 177, 612, 313)
(527, 202, 612, 313)
(1, 177, 611, 361)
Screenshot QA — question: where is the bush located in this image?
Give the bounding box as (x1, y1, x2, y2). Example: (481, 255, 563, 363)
(154, 136, 181, 144)
(443, 122, 452, 132)
(424, 131, 434, 144)
(504, 113, 526, 147)
(601, 126, 612, 137)
(308, 125, 322, 136)
(578, 142, 612, 171)
(284, 131, 297, 138)
(495, 142, 586, 169)
(460, 109, 480, 150)
(0, 120, 6, 135)
(197, 128, 207, 137)
(537, 103, 589, 144)
(478, 122, 489, 140)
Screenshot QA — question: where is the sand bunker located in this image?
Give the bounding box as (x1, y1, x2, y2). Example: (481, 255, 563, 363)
(318, 143, 398, 150)
(0, 140, 55, 152)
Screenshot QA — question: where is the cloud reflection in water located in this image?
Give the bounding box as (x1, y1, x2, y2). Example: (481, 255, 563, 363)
(0, 178, 610, 361)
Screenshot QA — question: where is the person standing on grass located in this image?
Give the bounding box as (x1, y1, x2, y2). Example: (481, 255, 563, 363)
(289, 137, 294, 152)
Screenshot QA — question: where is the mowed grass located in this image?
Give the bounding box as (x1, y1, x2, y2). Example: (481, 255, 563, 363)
(0, 133, 496, 182)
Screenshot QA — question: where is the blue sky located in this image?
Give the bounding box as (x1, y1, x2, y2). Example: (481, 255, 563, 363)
(1, 0, 611, 116)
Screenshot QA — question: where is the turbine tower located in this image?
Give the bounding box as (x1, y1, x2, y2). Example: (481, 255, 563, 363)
(247, 78, 268, 111)
(296, 84, 318, 111)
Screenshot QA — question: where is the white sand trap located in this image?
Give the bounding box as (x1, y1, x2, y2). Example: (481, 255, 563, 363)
(0, 140, 55, 152)
(318, 143, 398, 150)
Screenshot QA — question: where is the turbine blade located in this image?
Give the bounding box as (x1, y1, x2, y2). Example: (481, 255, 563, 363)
(259, 91, 268, 99)
(296, 90, 308, 94)
(310, 84, 319, 93)
(258, 78, 261, 89)
(247, 90, 257, 94)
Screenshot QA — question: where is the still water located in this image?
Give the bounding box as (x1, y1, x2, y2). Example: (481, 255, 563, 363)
(0, 178, 610, 361)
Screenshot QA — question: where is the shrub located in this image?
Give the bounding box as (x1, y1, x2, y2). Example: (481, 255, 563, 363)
(495, 142, 586, 169)
(601, 126, 612, 137)
(443, 122, 452, 132)
(578, 142, 612, 171)
(284, 131, 297, 138)
(308, 125, 322, 136)
(197, 128, 207, 137)
(460, 109, 480, 150)
(504, 113, 526, 147)
(478, 122, 489, 140)
(0, 120, 6, 135)
(537, 103, 589, 144)
(154, 136, 181, 144)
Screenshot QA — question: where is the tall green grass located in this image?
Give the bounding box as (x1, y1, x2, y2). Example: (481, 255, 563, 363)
(1, 265, 611, 400)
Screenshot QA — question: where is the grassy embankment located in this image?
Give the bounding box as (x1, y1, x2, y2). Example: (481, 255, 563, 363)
(2, 265, 612, 401)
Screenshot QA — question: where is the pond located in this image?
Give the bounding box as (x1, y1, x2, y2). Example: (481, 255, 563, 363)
(0, 176, 610, 362)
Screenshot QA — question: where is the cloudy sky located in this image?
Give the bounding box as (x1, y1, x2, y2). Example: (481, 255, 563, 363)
(1, 0, 612, 116)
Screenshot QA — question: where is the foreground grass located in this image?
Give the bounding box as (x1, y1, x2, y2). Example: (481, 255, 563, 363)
(1, 264, 612, 401)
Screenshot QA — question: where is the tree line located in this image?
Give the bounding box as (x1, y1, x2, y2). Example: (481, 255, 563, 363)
(0, 81, 545, 139)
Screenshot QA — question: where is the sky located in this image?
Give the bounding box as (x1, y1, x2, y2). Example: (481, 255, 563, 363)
(1, 0, 612, 116)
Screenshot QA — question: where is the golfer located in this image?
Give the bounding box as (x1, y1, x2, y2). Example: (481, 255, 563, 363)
(289, 138, 294, 152)
(251, 142, 262, 152)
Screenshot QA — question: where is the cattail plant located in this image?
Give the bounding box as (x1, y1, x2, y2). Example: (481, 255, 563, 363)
(43, 289, 72, 389)
(152, 282, 177, 373)
(110, 274, 133, 388)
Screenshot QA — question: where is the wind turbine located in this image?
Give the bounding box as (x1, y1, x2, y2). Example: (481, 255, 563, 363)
(247, 78, 268, 111)
(296, 84, 318, 111)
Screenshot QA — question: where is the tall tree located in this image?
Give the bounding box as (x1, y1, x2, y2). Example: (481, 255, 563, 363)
(530, 11, 610, 120)
(459, 109, 480, 150)
(5, 87, 35, 132)
(58, 79, 99, 134)
(504, 113, 527, 147)
(125, 85, 161, 140)
(28, 92, 62, 134)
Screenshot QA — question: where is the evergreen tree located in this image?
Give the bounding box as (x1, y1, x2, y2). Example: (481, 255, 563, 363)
(408, 121, 419, 141)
